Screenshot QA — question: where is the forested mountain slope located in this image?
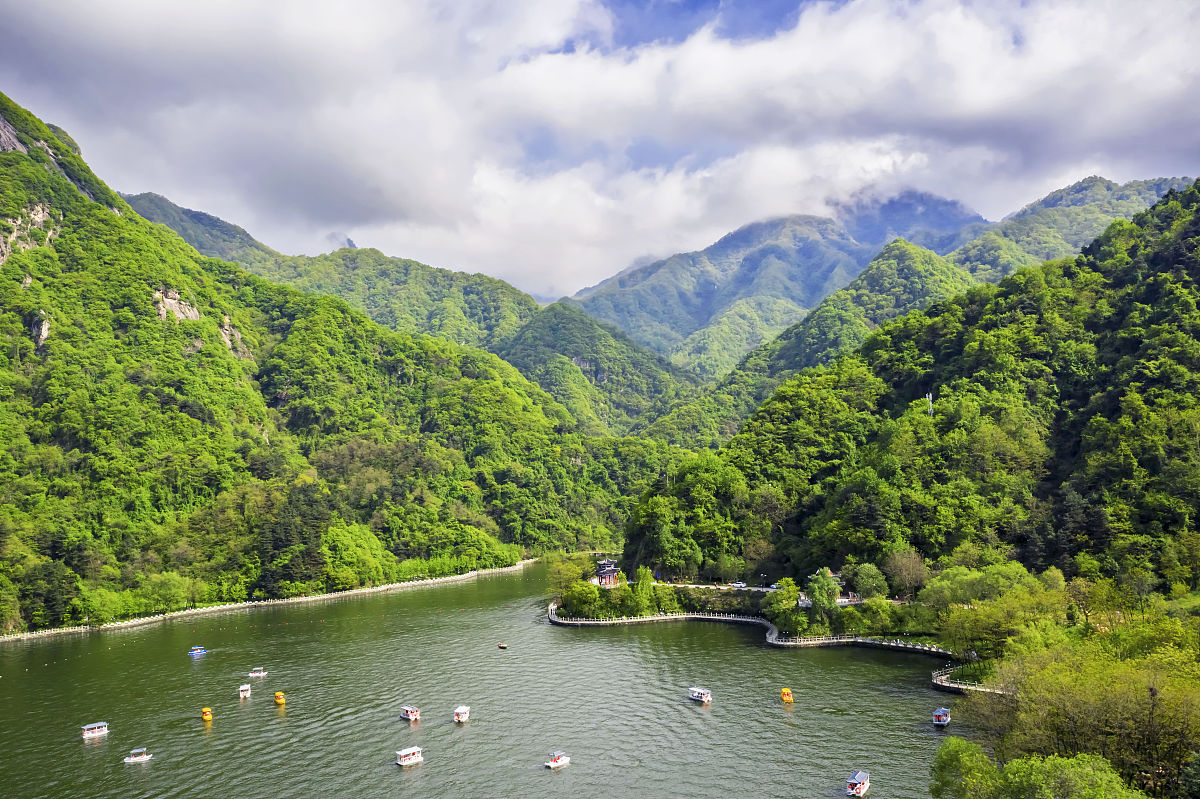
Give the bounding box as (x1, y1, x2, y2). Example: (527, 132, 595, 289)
(643, 241, 976, 446)
(624, 181, 1200, 589)
(124, 192, 540, 350)
(125, 191, 695, 435)
(950, 176, 1192, 281)
(492, 301, 700, 435)
(0, 93, 684, 632)
(573, 192, 985, 377)
(644, 177, 1191, 449)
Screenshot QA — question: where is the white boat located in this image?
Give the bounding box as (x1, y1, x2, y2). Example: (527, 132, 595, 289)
(248, 667, 267, 678)
(81, 722, 109, 739)
(123, 748, 153, 764)
(933, 707, 951, 726)
(688, 687, 712, 703)
(846, 770, 870, 796)
(401, 705, 421, 721)
(239, 684, 252, 699)
(396, 746, 423, 767)
(544, 750, 570, 769)
(454, 705, 470, 723)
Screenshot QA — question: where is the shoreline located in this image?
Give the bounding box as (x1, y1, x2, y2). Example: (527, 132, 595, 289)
(0, 558, 540, 645)
(545, 602, 999, 694)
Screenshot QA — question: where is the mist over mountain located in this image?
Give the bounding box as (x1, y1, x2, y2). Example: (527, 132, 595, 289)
(573, 191, 984, 378)
(642, 176, 1191, 448)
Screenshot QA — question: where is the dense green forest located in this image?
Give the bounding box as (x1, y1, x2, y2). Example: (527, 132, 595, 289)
(124, 191, 541, 351)
(951, 176, 1193, 281)
(623, 180, 1200, 597)
(643, 241, 978, 446)
(125, 191, 697, 434)
(493, 301, 701, 435)
(574, 192, 985, 377)
(643, 177, 1192, 449)
(0, 93, 687, 632)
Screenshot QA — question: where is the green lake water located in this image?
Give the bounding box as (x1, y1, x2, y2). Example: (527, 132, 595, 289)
(0, 564, 964, 798)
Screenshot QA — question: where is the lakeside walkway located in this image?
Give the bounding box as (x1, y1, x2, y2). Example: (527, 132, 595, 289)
(548, 603, 1001, 695)
(0, 559, 540, 645)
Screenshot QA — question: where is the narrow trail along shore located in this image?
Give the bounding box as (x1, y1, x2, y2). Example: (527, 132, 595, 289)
(0, 559, 539, 645)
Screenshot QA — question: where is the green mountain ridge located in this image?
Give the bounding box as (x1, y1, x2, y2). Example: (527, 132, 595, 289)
(642, 241, 977, 446)
(123, 191, 541, 351)
(643, 176, 1192, 449)
(624, 179, 1200, 595)
(0, 92, 685, 632)
(493, 301, 701, 435)
(574, 192, 986, 378)
(124, 191, 695, 436)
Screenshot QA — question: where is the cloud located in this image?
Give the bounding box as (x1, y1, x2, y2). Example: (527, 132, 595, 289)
(0, 0, 1196, 295)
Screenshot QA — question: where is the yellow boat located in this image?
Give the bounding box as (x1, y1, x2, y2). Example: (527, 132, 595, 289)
(200, 707, 213, 721)
(780, 688, 793, 703)
(274, 691, 286, 706)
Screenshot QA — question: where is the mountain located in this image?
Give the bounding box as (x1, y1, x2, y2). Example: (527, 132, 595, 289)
(623, 180, 1200, 591)
(573, 191, 985, 378)
(0, 92, 685, 632)
(951, 176, 1193, 281)
(124, 191, 693, 433)
(123, 192, 540, 350)
(493, 301, 702, 435)
(642, 240, 977, 446)
(642, 177, 1191, 449)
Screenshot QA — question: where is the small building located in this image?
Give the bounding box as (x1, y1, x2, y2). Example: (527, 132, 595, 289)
(596, 558, 620, 588)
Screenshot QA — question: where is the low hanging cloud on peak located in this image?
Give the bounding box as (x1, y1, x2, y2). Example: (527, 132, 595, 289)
(0, 0, 1197, 297)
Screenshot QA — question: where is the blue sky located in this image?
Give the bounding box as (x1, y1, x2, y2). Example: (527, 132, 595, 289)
(0, 0, 1197, 297)
(601, 0, 807, 46)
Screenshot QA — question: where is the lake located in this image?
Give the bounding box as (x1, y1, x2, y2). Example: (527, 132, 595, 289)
(0, 564, 961, 798)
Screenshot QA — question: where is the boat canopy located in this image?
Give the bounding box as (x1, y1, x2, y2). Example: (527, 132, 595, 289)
(82, 722, 108, 730)
(455, 705, 470, 712)
(549, 750, 566, 758)
(129, 748, 147, 755)
(849, 771, 869, 783)
(935, 707, 951, 714)
(399, 746, 422, 756)
(402, 705, 419, 711)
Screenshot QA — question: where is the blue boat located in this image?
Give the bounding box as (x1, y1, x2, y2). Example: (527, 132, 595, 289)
(188, 646, 207, 657)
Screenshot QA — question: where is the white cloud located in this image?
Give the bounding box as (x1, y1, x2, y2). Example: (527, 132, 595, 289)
(0, 0, 1196, 295)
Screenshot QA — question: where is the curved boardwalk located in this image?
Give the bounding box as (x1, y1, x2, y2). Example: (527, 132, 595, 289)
(548, 603, 1002, 695)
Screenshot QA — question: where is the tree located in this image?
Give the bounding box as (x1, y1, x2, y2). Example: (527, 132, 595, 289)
(883, 548, 929, 598)
(762, 577, 808, 635)
(931, 738, 1000, 799)
(931, 738, 1147, 799)
(852, 563, 889, 599)
(561, 581, 599, 618)
(548, 554, 586, 593)
(807, 567, 840, 627)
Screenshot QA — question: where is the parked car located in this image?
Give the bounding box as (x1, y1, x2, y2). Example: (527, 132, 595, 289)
(731, 581, 747, 589)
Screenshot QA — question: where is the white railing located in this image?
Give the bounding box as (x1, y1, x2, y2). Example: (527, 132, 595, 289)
(546, 603, 996, 692)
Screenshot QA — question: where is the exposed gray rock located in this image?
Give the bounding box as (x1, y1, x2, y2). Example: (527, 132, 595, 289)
(0, 113, 26, 154)
(218, 315, 254, 361)
(154, 288, 201, 322)
(30, 311, 49, 347)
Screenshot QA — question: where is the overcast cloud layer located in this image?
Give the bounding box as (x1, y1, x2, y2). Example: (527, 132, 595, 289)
(0, 0, 1197, 297)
